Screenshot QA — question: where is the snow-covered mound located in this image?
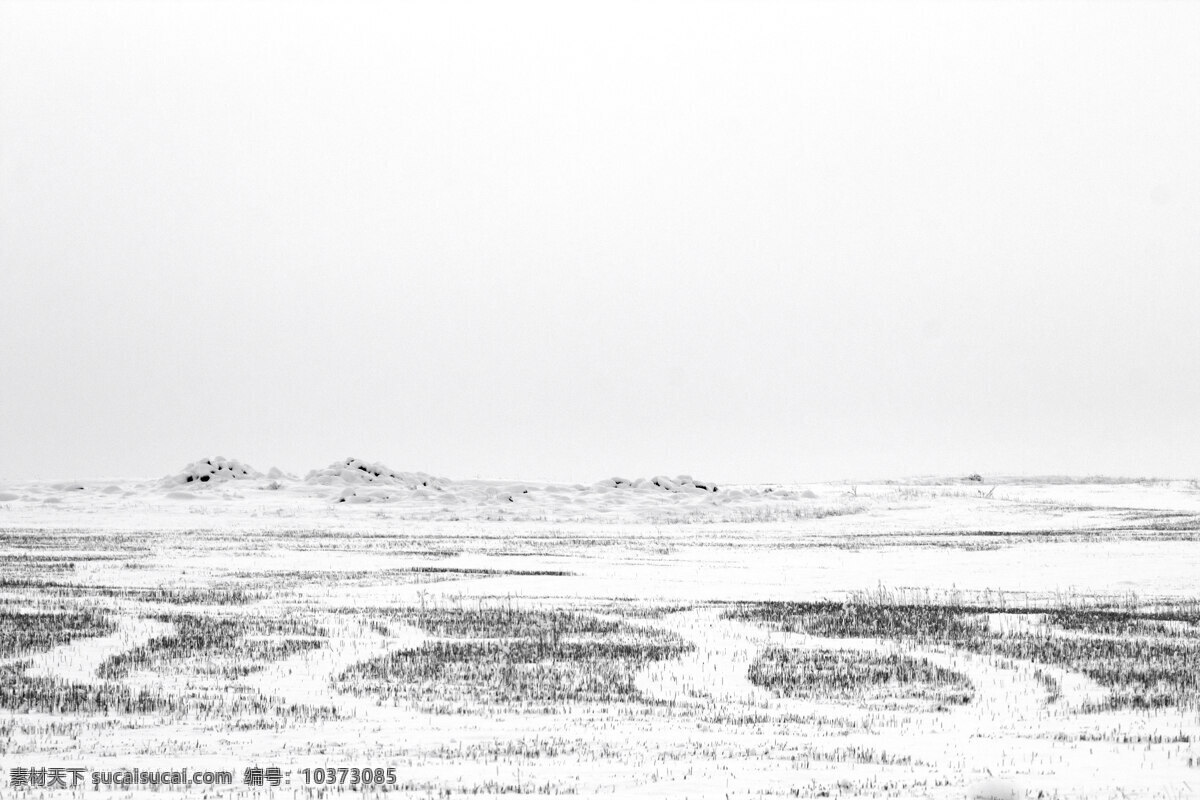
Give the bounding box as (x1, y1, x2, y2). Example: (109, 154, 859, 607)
(594, 475, 718, 493)
(305, 457, 447, 490)
(160, 457, 261, 487)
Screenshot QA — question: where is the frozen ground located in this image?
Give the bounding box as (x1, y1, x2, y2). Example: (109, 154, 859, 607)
(2, 469, 1200, 798)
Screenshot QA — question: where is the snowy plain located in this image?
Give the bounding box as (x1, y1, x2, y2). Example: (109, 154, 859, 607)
(2, 460, 1200, 798)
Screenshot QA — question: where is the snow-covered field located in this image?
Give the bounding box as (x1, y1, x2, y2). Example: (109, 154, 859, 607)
(3, 462, 1200, 798)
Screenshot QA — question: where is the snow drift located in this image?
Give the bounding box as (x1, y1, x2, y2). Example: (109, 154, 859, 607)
(594, 475, 718, 493)
(160, 457, 261, 487)
(305, 457, 447, 490)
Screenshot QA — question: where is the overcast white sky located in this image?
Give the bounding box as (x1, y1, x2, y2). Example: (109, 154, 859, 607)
(1, 0, 1198, 483)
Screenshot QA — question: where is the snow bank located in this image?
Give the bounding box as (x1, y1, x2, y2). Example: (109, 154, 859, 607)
(306, 457, 447, 490)
(160, 457, 261, 487)
(594, 475, 719, 493)
(587, 476, 817, 501)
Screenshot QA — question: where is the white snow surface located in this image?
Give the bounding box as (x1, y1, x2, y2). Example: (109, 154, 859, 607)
(4, 473, 1200, 797)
